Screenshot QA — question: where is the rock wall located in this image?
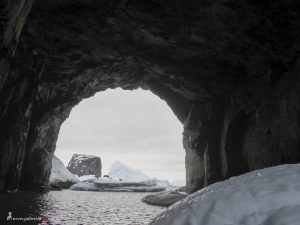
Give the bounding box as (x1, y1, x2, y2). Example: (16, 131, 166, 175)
(0, 0, 300, 193)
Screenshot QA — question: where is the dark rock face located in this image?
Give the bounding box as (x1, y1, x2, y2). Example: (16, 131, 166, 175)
(0, 0, 300, 193)
(67, 154, 101, 177)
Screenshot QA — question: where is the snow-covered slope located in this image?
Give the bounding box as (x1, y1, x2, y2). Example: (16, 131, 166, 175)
(108, 161, 150, 182)
(151, 164, 300, 225)
(49, 155, 79, 187)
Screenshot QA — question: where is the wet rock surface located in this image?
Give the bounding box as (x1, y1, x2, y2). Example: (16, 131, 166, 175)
(0, 0, 300, 194)
(67, 154, 102, 177)
(142, 190, 188, 207)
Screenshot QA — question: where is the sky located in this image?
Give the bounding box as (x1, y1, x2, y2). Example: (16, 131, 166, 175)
(55, 88, 186, 182)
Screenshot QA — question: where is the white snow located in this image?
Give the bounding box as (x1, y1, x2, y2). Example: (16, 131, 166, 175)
(108, 161, 150, 182)
(78, 175, 98, 182)
(151, 164, 300, 225)
(49, 155, 79, 184)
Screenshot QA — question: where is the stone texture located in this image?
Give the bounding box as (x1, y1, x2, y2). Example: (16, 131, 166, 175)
(0, 0, 300, 193)
(67, 154, 102, 177)
(142, 190, 188, 207)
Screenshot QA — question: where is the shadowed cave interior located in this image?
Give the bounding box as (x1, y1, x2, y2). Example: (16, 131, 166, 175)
(0, 0, 300, 195)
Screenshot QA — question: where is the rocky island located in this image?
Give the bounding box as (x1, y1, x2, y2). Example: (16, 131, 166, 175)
(67, 154, 102, 177)
(49, 155, 167, 193)
(70, 161, 168, 193)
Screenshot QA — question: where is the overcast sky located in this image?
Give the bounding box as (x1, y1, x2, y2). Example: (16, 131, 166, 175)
(55, 88, 186, 182)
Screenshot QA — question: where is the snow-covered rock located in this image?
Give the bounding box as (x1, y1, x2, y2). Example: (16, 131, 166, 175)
(151, 164, 300, 225)
(49, 155, 79, 189)
(108, 161, 150, 182)
(67, 154, 101, 177)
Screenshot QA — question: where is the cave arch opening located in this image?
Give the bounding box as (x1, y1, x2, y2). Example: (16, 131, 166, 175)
(54, 87, 186, 184)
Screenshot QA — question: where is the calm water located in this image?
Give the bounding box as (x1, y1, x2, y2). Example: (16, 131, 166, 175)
(0, 190, 166, 225)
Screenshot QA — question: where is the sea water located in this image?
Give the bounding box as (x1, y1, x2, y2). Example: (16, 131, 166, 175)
(0, 190, 166, 225)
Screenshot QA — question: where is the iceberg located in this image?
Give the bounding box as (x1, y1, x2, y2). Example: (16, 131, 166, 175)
(49, 155, 79, 189)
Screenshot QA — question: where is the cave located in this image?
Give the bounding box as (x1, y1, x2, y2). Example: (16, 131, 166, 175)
(1, 0, 300, 195)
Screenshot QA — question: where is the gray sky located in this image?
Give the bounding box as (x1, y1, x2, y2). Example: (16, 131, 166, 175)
(55, 88, 186, 182)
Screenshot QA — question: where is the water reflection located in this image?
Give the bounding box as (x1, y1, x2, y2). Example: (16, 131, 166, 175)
(0, 191, 49, 224)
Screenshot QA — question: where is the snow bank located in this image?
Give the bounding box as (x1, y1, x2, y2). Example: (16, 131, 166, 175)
(49, 155, 79, 187)
(151, 164, 300, 225)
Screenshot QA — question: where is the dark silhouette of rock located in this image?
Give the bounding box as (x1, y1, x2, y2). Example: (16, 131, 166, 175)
(67, 154, 101, 177)
(0, 0, 300, 193)
(142, 190, 188, 207)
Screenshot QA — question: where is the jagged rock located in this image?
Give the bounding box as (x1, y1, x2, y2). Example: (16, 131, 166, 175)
(49, 155, 79, 189)
(0, 0, 300, 193)
(67, 154, 101, 177)
(142, 190, 188, 207)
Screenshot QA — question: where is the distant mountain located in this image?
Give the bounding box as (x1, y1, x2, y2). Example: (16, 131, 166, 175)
(108, 161, 150, 182)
